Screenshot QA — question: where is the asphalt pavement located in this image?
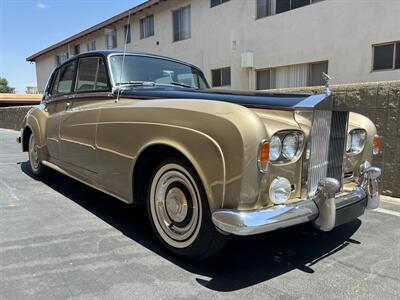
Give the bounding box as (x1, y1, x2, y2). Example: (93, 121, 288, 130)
(0, 128, 399, 300)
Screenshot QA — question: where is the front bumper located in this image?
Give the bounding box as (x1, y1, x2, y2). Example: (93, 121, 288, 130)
(212, 164, 381, 236)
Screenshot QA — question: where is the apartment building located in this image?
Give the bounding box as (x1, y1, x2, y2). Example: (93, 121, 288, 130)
(27, 0, 400, 93)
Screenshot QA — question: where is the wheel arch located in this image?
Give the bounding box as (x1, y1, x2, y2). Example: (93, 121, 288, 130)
(21, 106, 50, 161)
(22, 125, 33, 152)
(131, 140, 224, 212)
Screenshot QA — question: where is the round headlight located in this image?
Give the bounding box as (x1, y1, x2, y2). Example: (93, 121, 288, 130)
(350, 129, 366, 153)
(282, 134, 299, 159)
(269, 177, 291, 204)
(269, 135, 282, 161)
(346, 133, 351, 152)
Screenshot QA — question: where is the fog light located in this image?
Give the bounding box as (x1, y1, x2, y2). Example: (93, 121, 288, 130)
(269, 177, 291, 204)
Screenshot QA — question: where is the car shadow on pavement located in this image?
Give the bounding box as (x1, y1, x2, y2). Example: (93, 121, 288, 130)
(21, 161, 362, 292)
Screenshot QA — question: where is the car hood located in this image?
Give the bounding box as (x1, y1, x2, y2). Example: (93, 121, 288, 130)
(119, 87, 310, 110)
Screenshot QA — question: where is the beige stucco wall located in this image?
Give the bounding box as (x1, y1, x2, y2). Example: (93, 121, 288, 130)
(35, 52, 57, 93)
(33, 0, 400, 92)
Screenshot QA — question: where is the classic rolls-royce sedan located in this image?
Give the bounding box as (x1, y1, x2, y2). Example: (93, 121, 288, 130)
(19, 50, 382, 259)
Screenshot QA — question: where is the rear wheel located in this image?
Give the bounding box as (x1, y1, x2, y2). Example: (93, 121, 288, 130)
(28, 133, 47, 178)
(147, 158, 228, 260)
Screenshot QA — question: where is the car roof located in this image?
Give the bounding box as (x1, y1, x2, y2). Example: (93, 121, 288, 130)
(59, 50, 201, 71)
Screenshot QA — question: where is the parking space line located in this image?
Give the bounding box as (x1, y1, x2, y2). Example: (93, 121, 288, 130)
(381, 197, 400, 205)
(373, 208, 400, 217)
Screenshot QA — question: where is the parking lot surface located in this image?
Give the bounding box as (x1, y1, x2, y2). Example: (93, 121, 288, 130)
(1, 128, 399, 300)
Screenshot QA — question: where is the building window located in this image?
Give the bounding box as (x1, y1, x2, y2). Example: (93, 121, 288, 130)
(256, 69, 272, 90)
(373, 42, 400, 71)
(56, 53, 68, 66)
(124, 24, 132, 44)
(308, 61, 329, 86)
(140, 15, 154, 39)
(211, 0, 230, 8)
(256, 0, 324, 19)
(276, 0, 290, 13)
(256, 61, 328, 90)
(211, 67, 231, 87)
(87, 41, 96, 52)
(173, 5, 191, 42)
(76, 57, 108, 92)
(74, 44, 80, 55)
(397, 43, 400, 69)
(256, 0, 272, 18)
(291, 0, 311, 9)
(105, 27, 117, 49)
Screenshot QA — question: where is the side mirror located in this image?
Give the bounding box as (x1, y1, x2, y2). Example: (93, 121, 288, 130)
(112, 86, 119, 95)
(42, 92, 50, 102)
(41, 91, 53, 107)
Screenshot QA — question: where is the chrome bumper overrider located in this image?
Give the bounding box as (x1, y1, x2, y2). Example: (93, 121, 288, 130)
(212, 164, 381, 236)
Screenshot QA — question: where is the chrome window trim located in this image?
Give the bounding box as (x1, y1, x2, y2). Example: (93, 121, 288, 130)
(106, 53, 207, 88)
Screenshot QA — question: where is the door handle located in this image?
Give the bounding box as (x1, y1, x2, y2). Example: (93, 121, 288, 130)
(64, 94, 75, 110)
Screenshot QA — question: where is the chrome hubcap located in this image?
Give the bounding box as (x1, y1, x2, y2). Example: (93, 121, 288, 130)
(152, 168, 199, 243)
(29, 135, 39, 170)
(165, 187, 188, 223)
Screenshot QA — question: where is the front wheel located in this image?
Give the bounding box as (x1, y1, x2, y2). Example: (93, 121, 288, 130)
(147, 158, 228, 260)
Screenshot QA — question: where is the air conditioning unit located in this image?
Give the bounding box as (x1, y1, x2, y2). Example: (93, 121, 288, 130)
(241, 52, 254, 69)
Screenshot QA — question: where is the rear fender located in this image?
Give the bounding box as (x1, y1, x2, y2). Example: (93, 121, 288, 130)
(22, 105, 49, 161)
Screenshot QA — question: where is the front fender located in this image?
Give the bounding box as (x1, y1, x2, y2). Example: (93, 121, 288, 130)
(97, 98, 267, 211)
(345, 112, 377, 176)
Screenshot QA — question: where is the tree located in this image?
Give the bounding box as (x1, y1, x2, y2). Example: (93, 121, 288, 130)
(0, 77, 15, 93)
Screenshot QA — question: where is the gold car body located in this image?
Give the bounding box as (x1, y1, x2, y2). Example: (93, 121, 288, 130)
(19, 51, 381, 236)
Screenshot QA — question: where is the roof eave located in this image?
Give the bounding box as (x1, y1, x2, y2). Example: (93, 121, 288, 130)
(26, 0, 163, 62)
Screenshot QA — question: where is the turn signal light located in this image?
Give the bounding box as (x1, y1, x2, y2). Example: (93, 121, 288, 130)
(373, 134, 382, 155)
(258, 140, 270, 173)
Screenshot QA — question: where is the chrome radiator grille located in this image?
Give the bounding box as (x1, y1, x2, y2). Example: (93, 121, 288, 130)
(307, 110, 349, 196)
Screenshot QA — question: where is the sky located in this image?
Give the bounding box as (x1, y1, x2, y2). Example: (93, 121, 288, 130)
(0, 0, 146, 93)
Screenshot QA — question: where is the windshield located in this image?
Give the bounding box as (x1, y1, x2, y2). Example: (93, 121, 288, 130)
(109, 55, 209, 89)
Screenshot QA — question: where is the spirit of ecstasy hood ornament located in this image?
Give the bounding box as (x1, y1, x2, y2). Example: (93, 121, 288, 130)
(322, 72, 334, 96)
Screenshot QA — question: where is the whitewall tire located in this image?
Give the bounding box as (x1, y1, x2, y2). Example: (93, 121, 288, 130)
(28, 134, 47, 177)
(147, 158, 228, 259)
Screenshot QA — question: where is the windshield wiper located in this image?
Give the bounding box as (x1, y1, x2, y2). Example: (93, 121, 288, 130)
(117, 81, 156, 87)
(167, 81, 195, 89)
(117, 81, 196, 89)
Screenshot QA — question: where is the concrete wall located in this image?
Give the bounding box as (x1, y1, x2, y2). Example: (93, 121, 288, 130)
(0, 106, 31, 130)
(1, 80, 398, 197)
(32, 0, 400, 92)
